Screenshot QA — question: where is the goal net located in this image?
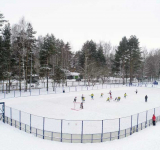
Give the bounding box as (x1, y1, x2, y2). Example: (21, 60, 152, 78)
(71, 102, 82, 111)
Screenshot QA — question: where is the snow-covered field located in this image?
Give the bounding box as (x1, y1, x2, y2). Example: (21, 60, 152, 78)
(1, 85, 160, 134)
(3, 85, 160, 119)
(1, 85, 160, 146)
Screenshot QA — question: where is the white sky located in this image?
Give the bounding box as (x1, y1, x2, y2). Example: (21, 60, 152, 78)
(1, 0, 160, 51)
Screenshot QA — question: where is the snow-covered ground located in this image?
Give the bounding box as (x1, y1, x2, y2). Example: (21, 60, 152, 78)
(3, 86, 160, 119)
(0, 84, 160, 146)
(0, 120, 160, 150)
(1, 85, 160, 134)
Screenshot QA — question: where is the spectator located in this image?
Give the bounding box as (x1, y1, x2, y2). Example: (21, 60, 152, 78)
(145, 95, 148, 102)
(152, 114, 156, 126)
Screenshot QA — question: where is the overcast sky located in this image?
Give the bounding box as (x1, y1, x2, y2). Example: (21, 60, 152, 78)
(1, 0, 160, 51)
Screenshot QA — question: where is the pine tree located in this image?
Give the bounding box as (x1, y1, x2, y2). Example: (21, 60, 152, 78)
(24, 23, 37, 90)
(64, 42, 71, 69)
(0, 36, 4, 80)
(79, 40, 97, 84)
(1, 23, 12, 91)
(39, 34, 55, 91)
(113, 36, 129, 84)
(79, 40, 97, 68)
(0, 13, 7, 32)
(128, 35, 142, 83)
(52, 66, 65, 84)
(97, 44, 106, 65)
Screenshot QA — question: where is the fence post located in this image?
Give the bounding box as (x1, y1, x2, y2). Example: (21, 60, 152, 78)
(91, 134, 93, 143)
(101, 120, 103, 142)
(10, 107, 12, 126)
(61, 119, 63, 142)
(118, 118, 120, 139)
(51, 132, 53, 141)
(2, 102, 5, 123)
(137, 113, 139, 132)
(71, 134, 72, 143)
(36, 129, 37, 137)
(130, 115, 132, 135)
(81, 120, 83, 143)
(19, 110, 21, 130)
(30, 114, 31, 133)
(43, 117, 45, 139)
(146, 111, 148, 128)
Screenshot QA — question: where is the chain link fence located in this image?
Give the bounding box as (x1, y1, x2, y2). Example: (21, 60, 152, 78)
(3, 105, 160, 143)
(1, 82, 158, 100)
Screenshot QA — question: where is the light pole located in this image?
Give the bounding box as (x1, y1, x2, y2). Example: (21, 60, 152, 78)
(30, 51, 33, 91)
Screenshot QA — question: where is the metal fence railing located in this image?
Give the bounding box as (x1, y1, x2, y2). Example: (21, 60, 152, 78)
(0, 82, 159, 100)
(0, 78, 140, 91)
(2, 105, 160, 143)
(0, 84, 127, 100)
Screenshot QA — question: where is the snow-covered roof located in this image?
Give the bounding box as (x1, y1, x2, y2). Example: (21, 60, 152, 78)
(70, 72, 80, 76)
(27, 74, 39, 77)
(61, 69, 80, 76)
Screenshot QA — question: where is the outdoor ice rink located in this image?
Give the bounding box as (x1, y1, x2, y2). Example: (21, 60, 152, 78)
(1, 84, 160, 135)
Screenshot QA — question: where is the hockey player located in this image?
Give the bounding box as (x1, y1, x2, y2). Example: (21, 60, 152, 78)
(117, 97, 121, 101)
(91, 93, 94, 100)
(106, 97, 110, 102)
(80, 102, 83, 109)
(145, 95, 148, 102)
(63, 89, 65, 93)
(82, 96, 85, 102)
(101, 93, 103, 97)
(81, 94, 84, 101)
(74, 97, 77, 102)
(124, 93, 127, 98)
(109, 90, 112, 96)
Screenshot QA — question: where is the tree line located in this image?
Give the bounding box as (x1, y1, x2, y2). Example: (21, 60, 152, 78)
(0, 12, 160, 91)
